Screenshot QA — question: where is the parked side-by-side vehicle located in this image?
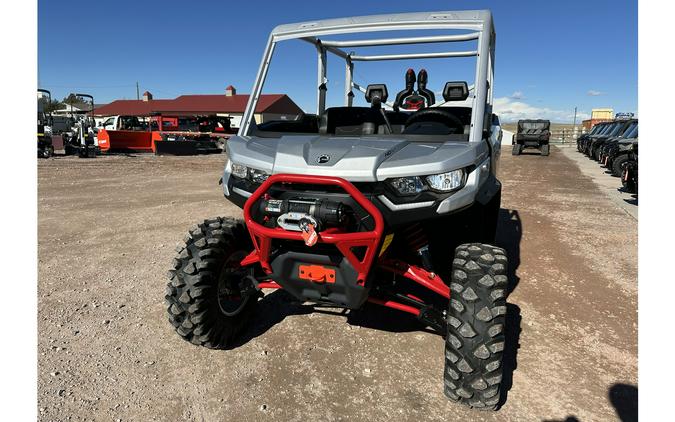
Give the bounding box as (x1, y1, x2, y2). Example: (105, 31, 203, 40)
(165, 10, 509, 411)
(576, 118, 638, 195)
(512, 119, 550, 156)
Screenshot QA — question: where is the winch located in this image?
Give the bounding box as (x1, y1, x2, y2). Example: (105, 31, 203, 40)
(259, 197, 349, 232)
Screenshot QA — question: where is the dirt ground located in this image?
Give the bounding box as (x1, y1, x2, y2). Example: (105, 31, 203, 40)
(38, 145, 637, 422)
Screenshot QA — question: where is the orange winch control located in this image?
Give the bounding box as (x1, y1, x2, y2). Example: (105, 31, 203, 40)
(298, 265, 336, 283)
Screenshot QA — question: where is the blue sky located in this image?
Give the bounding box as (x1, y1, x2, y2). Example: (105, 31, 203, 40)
(38, 0, 637, 122)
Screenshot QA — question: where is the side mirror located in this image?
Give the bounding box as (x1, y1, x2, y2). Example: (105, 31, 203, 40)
(442, 81, 469, 102)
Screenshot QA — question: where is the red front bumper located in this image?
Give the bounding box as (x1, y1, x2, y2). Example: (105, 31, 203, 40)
(239, 173, 450, 315)
(241, 174, 384, 285)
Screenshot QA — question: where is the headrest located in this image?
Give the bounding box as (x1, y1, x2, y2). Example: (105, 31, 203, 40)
(416, 69, 435, 106)
(404, 68, 416, 87)
(442, 82, 469, 101)
(365, 84, 388, 107)
(417, 69, 429, 88)
(394, 69, 416, 111)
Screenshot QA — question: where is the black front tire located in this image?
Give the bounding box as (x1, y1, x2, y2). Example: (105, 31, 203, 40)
(541, 145, 550, 156)
(165, 217, 259, 349)
(611, 154, 629, 178)
(511, 144, 521, 156)
(622, 174, 637, 194)
(444, 243, 507, 410)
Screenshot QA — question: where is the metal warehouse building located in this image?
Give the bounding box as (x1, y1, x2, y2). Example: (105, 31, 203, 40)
(581, 108, 615, 130)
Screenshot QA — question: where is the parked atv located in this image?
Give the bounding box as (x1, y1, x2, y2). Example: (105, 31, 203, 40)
(588, 119, 635, 162)
(62, 94, 98, 158)
(577, 121, 610, 154)
(579, 121, 617, 156)
(600, 121, 638, 176)
(512, 119, 550, 156)
(165, 11, 507, 410)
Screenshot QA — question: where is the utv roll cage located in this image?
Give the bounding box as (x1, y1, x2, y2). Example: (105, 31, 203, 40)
(239, 10, 496, 143)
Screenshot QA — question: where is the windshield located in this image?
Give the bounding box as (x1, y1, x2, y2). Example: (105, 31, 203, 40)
(246, 25, 492, 142)
(590, 124, 606, 134)
(598, 123, 617, 135)
(609, 122, 629, 136)
(622, 122, 638, 138)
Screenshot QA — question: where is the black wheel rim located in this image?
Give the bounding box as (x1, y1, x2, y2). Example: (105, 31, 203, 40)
(217, 250, 250, 316)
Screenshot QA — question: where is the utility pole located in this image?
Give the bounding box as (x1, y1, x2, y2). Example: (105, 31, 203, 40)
(136, 82, 140, 100)
(573, 106, 577, 128)
(572, 106, 578, 139)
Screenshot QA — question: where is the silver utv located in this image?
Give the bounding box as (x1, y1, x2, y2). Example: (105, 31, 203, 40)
(223, 10, 502, 220)
(166, 11, 509, 411)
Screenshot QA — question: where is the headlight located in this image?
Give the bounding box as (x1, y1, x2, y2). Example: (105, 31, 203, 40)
(231, 162, 248, 179)
(249, 168, 269, 184)
(425, 169, 465, 192)
(230, 162, 270, 183)
(389, 176, 425, 195)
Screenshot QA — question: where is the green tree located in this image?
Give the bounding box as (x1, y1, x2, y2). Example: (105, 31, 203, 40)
(63, 93, 86, 105)
(38, 95, 63, 113)
(44, 99, 64, 113)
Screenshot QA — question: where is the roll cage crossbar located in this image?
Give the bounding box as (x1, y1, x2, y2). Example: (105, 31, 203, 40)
(239, 10, 495, 142)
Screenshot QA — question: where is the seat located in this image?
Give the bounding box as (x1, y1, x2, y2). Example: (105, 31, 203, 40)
(393, 69, 435, 111)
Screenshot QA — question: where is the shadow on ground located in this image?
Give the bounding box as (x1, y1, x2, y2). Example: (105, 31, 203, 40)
(234, 287, 441, 343)
(519, 152, 547, 156)
(228, 290, 314, 348)
(493, 208, 523, 408)
(496, 208, 522, 295)
(609, 383, 638, 422)
(542, 384, 637, 422)
(497, 303, 521, 409)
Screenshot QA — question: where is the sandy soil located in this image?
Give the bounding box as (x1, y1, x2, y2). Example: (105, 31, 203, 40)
(38, 146, 637, 421)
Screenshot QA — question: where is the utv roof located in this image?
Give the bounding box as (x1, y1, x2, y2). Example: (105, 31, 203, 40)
(242, 10, 496, 143)
(271, 10, 494, 39)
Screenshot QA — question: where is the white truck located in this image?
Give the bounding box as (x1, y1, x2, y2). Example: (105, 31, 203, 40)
(97, 115, 146, 131)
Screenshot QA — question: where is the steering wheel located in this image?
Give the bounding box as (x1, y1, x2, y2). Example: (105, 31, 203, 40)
(404, 108, 464, 134)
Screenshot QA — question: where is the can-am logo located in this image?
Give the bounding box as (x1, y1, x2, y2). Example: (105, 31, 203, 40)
(316, 154, 331, 164)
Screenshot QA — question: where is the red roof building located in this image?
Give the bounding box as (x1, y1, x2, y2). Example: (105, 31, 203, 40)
(93, 92, 303, 128)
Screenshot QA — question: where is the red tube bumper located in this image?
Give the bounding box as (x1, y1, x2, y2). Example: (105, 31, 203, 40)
(239, 173, 449, 316)
(242, 174, 384, 285)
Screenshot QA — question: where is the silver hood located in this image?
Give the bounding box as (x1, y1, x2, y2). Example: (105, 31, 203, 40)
(225, 135, 489, 182)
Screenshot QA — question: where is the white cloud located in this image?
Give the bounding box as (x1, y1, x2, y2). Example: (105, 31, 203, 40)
(587, 90, 604, 96)
(510, 91, 524, 99)
(493, 97, 590, 123)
